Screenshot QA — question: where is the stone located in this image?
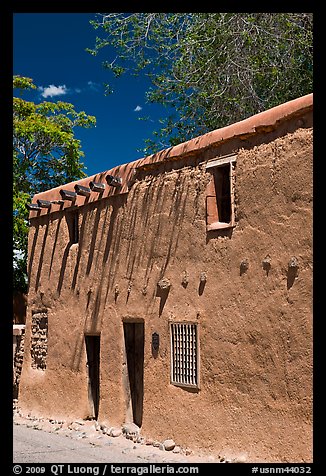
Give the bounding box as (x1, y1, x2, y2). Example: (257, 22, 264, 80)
(172, 446, 181, 454)
(157, 277, 171, 290)
(163, 439, 175, 451)
(56, 428, 70, 436)
(288, 256, 299, 268)
(181, 271, 189, 287)
(36, 424, 45, 430)
(69, 423, 81, 431)
(94, 421, 101, 431)
(122, 422, 140, 435)
(74, 419, 85, 425)
(231, 454, 247, 463)
(262, 255, 272, 273)
(84, 430, 98, 439)
(114, 285, 120, 297)
(240, 259, 249, 273)
(83, 420, 97, 428)
(110, 427, 122, 437)
(13, 415, 26, 426)
(89, 439, 103, 447)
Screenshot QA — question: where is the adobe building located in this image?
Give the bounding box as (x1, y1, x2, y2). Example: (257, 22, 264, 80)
(18, 94, 313, 462)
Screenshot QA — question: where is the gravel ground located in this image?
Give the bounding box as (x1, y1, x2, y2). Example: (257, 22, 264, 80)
(13, 408, 231, 464)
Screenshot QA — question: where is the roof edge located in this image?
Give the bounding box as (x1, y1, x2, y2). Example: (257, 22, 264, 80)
(28, 93, 313, 217)
(135, 93, 313, 169)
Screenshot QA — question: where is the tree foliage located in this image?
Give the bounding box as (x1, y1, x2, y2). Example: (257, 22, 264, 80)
(88, 12, 313, 154)
(13, 75, 96, 292)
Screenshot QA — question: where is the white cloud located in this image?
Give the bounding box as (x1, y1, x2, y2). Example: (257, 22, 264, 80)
(37, 81, 101, 99)
(134, 105, 142, 112)
(39, 84, 69, 98)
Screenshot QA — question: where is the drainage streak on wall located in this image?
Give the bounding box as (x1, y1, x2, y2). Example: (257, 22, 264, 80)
(31, 312, 48, 370)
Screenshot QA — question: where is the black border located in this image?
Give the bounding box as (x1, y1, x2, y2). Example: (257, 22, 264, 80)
(4, 4, 321, 474)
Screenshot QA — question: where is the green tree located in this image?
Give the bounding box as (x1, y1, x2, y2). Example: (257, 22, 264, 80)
(13, 75, 96, 293)
(87, 13, 313, 154)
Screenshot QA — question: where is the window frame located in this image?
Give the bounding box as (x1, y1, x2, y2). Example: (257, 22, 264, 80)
(205, 154, 237, 231)
(169, 321, 200, 390)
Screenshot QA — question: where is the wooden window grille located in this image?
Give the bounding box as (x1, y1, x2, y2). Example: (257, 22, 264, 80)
(170, 322, 199, 388)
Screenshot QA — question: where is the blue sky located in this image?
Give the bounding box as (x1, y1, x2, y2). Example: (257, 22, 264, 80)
(13, 13, 168, 178)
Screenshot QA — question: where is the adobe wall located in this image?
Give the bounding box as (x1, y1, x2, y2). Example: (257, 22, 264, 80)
(19, 109, 312, 462)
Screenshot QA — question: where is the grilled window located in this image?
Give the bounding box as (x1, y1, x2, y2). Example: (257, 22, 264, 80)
(170, 322, 199, 388)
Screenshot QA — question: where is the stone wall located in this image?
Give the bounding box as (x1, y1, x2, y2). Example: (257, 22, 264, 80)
(30, 312, 48, 370)
(13, 325, 25, 399)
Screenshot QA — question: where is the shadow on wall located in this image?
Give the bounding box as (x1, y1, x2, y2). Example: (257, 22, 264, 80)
(28, 223, 39, 282)
(156, 278, 172, 316)
(71, 210, 90, 291)
(27, 214, 53, 292)
(83, 169, 190, 315)
(56, 208, 84, 296)
(29, 212, 63, 294)
(30, 168, 196, 329)
(124, 170, 190, 287)
(287, 257, 299, 290)
(70, 321, 87, 373)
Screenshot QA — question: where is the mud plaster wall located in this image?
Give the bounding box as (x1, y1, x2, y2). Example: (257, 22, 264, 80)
(20, 123, 312, 463)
